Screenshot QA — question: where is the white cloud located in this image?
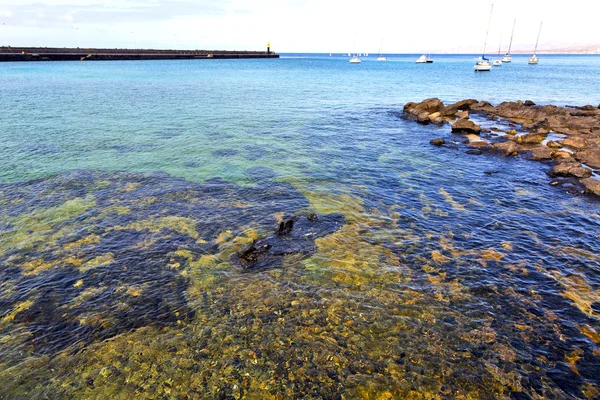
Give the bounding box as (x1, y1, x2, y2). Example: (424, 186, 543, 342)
(1, 0, 599, 52)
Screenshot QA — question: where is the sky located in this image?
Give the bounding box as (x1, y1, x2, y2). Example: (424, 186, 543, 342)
(0, 0, 599, 53)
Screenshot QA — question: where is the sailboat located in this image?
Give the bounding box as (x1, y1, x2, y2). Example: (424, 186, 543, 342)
(349, 37, 361, 64)
(474, 4, 494, 72)
(502, 19, 516, 63)
(416, 54, 433, 63)
(529, 21, 543, 64)
(377, 39, 387, 61)
(493, 36, 502, 66)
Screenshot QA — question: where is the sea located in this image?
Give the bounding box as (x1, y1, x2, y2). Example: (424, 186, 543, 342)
(0, 53, 599, 399)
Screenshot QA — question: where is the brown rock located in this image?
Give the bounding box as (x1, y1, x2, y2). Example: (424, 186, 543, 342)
(493, 141, 520, 156)
(553, 151, 573, 160)
(574, 148, 600, 169)
(580, 178, 600, 196)
(516, 132, 548, 145)
(529, 147, 554, 161)
(524, 100, 536, 106)
(428, 112, 444, 124)
(451, 118, 481, 134)
(505, 129, 517, 135)
(441, 99, 479, 116)
(561, 136, 587, 149)
(417, 112, 430, 124)
(430, 138, 445, 146)
(546, 141, 563, 149)
(456, 110, 469, 119)
(548, 162, 592, 179)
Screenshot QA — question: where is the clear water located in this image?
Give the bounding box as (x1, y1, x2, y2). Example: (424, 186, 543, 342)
(0, 54, 599, 399)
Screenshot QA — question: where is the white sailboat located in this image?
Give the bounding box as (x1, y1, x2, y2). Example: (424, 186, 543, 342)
(529, 21, 542, 65)
(502, 18, 516, 63)
(493, 36, 502, 66)
(475, 4, 494, 72)
(349, 37, 361, 64)
(377, 39, 387, 61)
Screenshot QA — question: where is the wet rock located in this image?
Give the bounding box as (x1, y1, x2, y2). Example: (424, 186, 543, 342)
(428, 112, 444, 124)
(417, 112, 430, 124)
(233, 214, 345, 270)
(546, 141, 563, 149)
(493, 141, 520, 156)
(307, 213, 318, 222)
(453, 110, 467, 120)
(404, 98, 444, 121)
(574, 148, 600, 169)
(529, 147, 554, 161)
(548, 162, 592, 179)
(441, 99, 478, 116)
(516, 132, 548, 145)
(552, 151, 573, 160)
(465, 149, 483, 155)
(451, 119, 481, 134)
(505, 129, 517, 136)
(430, 138, 445, 146)
(561, 136, 587, 149)
(580, 178, 600, 196)
(277, 216, 298, 235)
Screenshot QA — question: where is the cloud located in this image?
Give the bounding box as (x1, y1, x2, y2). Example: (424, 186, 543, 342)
(0, 1, 228, 27)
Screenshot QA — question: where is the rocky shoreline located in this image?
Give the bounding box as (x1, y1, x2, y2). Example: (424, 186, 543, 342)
(403, 98, 600, 197)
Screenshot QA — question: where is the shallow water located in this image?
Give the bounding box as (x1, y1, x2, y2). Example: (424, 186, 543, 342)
(0, 55, 599, 399)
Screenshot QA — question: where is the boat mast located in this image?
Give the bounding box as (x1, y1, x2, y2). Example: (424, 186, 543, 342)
(533, 21, 543, 55)
(507, 18, 516, 54)
(482, 4, 494, 57)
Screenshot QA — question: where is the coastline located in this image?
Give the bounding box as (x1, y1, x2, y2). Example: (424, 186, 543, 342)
(403, 98, 600, 197)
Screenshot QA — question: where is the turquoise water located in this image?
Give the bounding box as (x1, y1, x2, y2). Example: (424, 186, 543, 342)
(1, 55, 599, 399)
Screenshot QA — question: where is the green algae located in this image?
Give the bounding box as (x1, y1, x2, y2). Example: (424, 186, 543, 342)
(0, 196, 96, 254)
(1, 172, 599, 399)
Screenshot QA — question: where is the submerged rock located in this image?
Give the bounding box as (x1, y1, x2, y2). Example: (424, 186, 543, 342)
(430, 138, 445, 146)
(516, 131, 548, 145)
(233, 214, 344, 270)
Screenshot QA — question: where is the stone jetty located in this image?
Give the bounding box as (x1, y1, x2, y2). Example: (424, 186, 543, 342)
(403, 98, 600, 197)
(0, 46, 279, 62)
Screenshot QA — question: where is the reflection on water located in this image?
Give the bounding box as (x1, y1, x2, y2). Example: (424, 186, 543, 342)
(0, 168, 598, 399)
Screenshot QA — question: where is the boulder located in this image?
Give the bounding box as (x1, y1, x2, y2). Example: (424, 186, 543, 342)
(451, 118, 481, 134)
(430, 138, 445, 146)
(428, 112, 444, 124)
(417, 112, 430, 124)
(553, 151, 574, 160)
(548, 162, 592, 179)
(456, 110, 469, 119)
(465, 149, 483, 155)
(441, 99, 478, 116)
(580, 178, 600, 196)
(493, 141, 520, 156)
(546, 141, 563, 149)
(524, 100, 536, 106)
(505, 129, 517, 136)
(574, 148, 600, 169)
(516, 131, 548, 145)
(561, 136, 587, 149)
(529, 147, 554, 161)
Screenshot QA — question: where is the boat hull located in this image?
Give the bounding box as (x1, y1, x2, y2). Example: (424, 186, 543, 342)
(474, 63, 492, 72)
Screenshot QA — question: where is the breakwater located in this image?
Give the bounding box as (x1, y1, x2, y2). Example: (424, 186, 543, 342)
(0, 47, 279, 62)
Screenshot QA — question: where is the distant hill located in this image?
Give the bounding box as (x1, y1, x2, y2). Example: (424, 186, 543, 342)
(513, 44, 600, 54)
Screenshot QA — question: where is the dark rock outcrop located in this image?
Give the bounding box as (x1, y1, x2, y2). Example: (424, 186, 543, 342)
(451, 119, 481, 134)
(548, 162, 593, 179)
(430, 138, 445, 146)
